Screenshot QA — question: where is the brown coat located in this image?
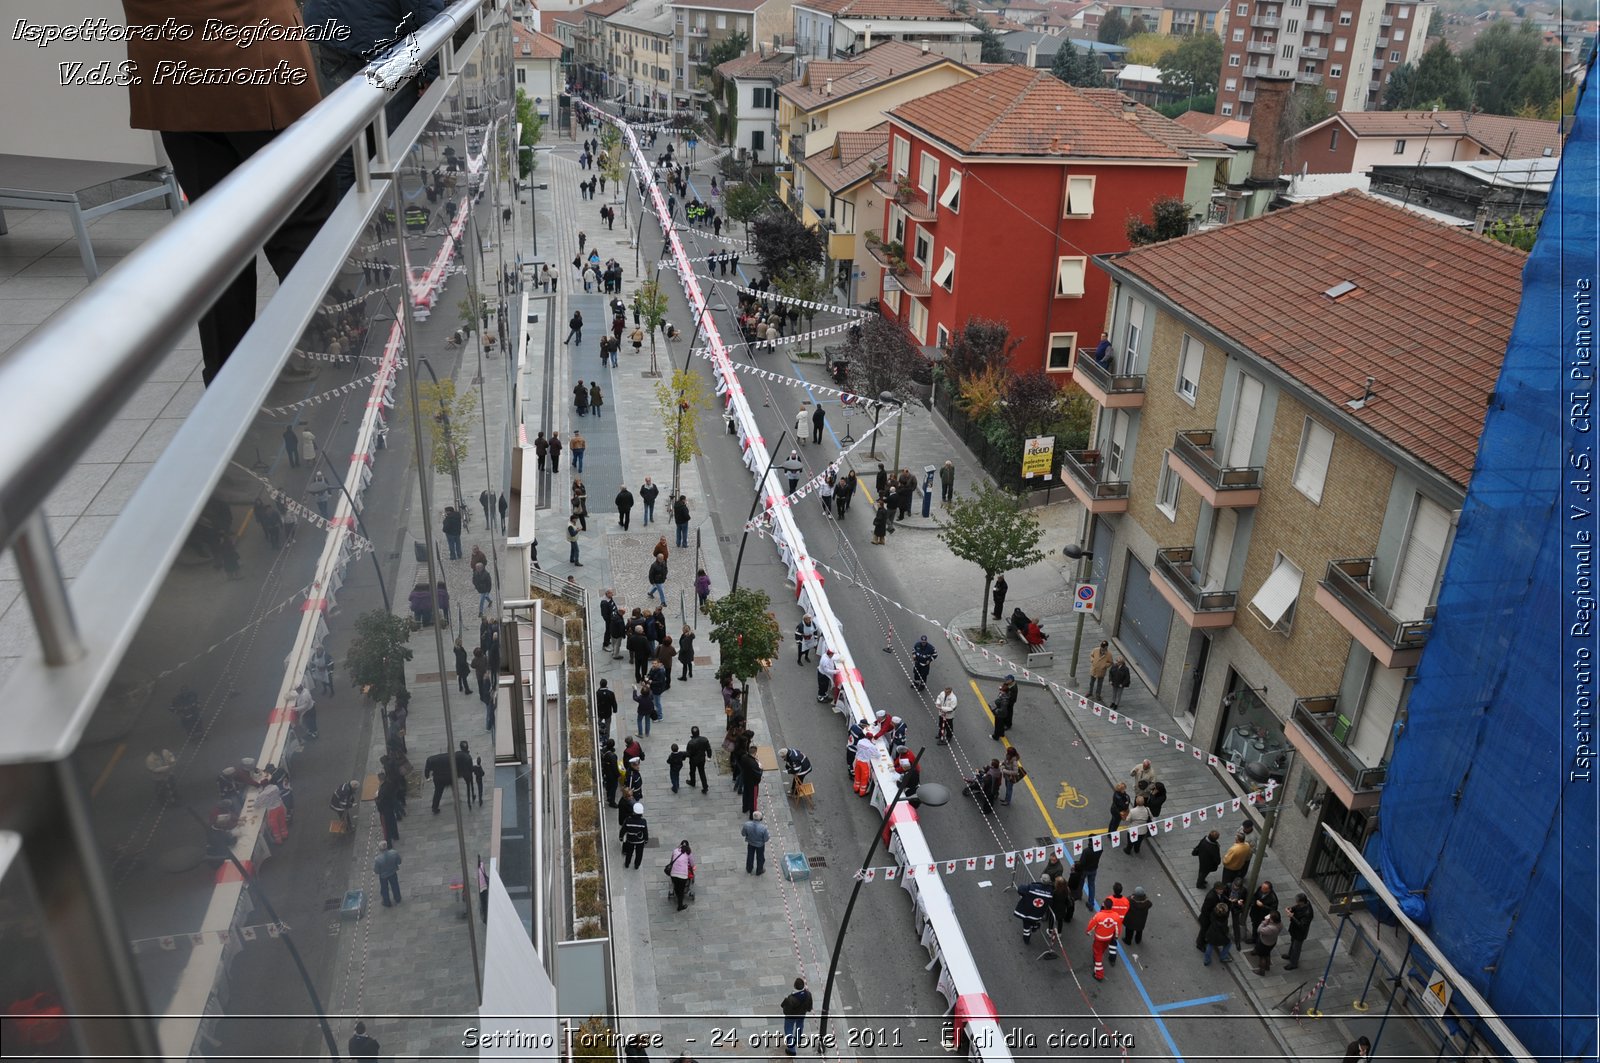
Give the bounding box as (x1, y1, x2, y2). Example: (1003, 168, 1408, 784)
(122, 0, 322, 132)
(1089, 646, 1113, 679)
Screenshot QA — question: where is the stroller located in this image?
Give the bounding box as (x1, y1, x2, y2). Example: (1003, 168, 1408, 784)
(960, 771, 999, 814)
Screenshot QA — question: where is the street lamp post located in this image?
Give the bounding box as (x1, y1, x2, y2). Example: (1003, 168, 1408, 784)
(667, 300, 728, 500)
(315, 450, 391, 614)
(817, 768, 948, 1054)
(1061, 543, 1095, 678)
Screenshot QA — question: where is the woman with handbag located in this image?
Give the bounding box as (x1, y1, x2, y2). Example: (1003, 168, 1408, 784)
(665, 840, 697, 911)
(1000, 747, 1026, 806)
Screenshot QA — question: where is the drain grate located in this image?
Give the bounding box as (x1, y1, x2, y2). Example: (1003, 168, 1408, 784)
(809, 856, 827, 868)
(719, 535, 732, 543)
(323, 898, 341, 912)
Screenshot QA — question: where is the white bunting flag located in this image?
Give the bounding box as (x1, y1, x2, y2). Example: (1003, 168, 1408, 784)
(1215, 804, 1227, 818)
(1176, 740, 1187, 753)
(1109, 831, 1122, 849)
(1108, 711, 1119, 724)
(1182, 812, 1193, 828)
(1053, 844, 1066, 860)
(1160, 732, 1170, 744)
(885, 867, 898, 880)
(1231, 798, 1242, 812)
(1005, 852, 1016, 868)
(1072, 840, 1084, 858)
(1164, 818, 1176, 833)
(966, 857, 978, 871)
(864, 869, 876, 883)
(1091, 835, 1104, 852)
(1141, 725, 1150, 736)
(946, 861, 958, 875)
(984, 855, 996, 870)
(1207, 754, 1220, 767)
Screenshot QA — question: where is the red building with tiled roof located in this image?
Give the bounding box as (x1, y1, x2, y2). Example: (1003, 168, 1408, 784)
(871, 64, 1194, 377)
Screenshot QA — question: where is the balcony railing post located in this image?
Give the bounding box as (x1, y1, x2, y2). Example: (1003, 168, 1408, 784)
(12, 513, 84, 666)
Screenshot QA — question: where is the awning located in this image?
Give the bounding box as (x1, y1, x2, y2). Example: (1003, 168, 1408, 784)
(1248, 555, 1302, 628)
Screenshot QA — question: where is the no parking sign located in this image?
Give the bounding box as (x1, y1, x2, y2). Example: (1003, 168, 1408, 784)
(1073, 582, 1098, 612)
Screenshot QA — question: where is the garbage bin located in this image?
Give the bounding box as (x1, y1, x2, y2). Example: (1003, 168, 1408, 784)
(413, 539, 428, 563)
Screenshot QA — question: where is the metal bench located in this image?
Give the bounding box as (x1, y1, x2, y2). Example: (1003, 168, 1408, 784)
(0, 153, 183, 280)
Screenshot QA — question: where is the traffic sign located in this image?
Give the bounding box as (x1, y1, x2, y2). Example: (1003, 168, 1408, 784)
(1073, 583, 1097, 612)
(1422, 971, 1452, 1017)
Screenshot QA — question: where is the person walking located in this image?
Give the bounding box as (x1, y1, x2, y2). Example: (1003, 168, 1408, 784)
(1125, 796, 1152, 854)
(570, 431, 587, 473)
(373, 841, 402, 907)
(1284, 893, 1314, 970)
(574, 380, 590, 417)
(1088, 641, 1113, 699)
(695, 568, 711, 612)
(639, 477, 659, 525)
(779, 978, 813, 1056)
(935, 685, 957, 744)
(454, 638, 471, 693)
(666, 840, 697, 910)
(795, 615, 820, 665)
(811, 403, 826, 445)
(999, 747, 1026, 806)
(742, 810, 769, 874)
(571, 479, 589, 531)
(794, 404, 810, 446)
(667, 743, 686, 794)
(590, 381, 604, 419)
(910, 634, 938, 689)
(781, 451, 802, 494)
(938, 460, 955, 504)
(1108, 656, 1131, 707)
(1221, 832, 1252, 884)
(852, 732, 880, 797)
(596, 678, 617, 738)
(1251, 911, 1281, 975)
(1122, 885, 1152, 944)
(567, 518, 582, 566)
(442, 506, 463, 560)
(619, 802, 648, 869)
(673, 495, 691, 549)
(1086, 899, 1123, 981)
(991, 677, 1017, 741)
(677, 625, 695, 680)
(566, 310, 584, 345)
(634, 681, 655, 737)
(1192, 830, 1222, 889)
(647, 553, 668, 606)
(549, 432, 563, 473)
(616, 484, 635, 529)
(601, 740, 621, 808)
(535, 432, 548, 470)
(348, 1022, 380, 1059)
(816, 648, 839, 704)
(686, 725, 712, 793)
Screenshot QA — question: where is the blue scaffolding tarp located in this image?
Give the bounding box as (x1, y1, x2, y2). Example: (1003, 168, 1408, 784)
(1374, 60, 1599, 1063)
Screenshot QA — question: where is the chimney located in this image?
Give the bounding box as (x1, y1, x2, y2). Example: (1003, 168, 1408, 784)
(824, 77, 833, 95)
(921, 39, 930, 52)
(1246, 74, 1294, 187)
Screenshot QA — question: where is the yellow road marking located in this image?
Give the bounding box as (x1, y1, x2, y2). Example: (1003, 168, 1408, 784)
(967, 679, 1072, 839)
(91, 743, 126, 798)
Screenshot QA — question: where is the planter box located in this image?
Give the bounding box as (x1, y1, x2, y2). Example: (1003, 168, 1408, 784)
(340, 889, 366, 920)
(782, 852, 811, 882)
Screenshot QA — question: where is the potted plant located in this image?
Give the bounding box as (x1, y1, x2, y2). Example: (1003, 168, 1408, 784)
(894, 177, 915, 204)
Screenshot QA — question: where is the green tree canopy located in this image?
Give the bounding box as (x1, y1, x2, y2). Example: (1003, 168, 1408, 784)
(773, 267, 834, 353)
(1385, 25, 1566, 117)
(707, 588, 781, 697)
(345, 609, 414, 707)
(1126, 196, 1192, 245)
(1384, 39, 1470, 109)
(514, 89, 546, 179)
(751, 210, 826, 276)
(1157, 32, 1223, 99)
(937, 483, 1046, 636)
(699, 31, 750, 82)
(1097, 10, 1129, 44)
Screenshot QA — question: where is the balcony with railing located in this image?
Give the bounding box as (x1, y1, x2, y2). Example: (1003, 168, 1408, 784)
(1073, 351, 1146, 408)
(1375, 35, 1389, 47)
(1300, 45, 1328, 58)
(1239, 88, 1258, 102)
(1297, 70, 1324, 85)
(1380, 13, 1393, 25)
(1307, 0, 1335, 6)
(1167, 429, 1264, 507)
(1286, 695, 1387, 810)
(873, 179, 937, 222)
(1059, 449, 1131, 513)
(1314, 557, 1434, 668)
(1151, 547, 1238, 628)
(1246, 38, 1277, 53)
(787, 133, 805, 159)
(1368, 79, 1382, 92)
(1251, 14, 1281, 28)
(687, 23, 709, 35)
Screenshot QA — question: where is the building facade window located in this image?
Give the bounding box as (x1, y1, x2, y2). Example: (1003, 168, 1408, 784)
(933, 248, 955, 291)
(1329, 63, 1342, 77)
(1055, 257, 1086, 297)
(908, 299, 928, 343)
(1225, 77, 1237, 91)
(1046, 332, 1077, 372)
(936, 323, 950, 348)
(1338, 11, 1351, 22)
(1334, 36, 1346, 50)
(892, 136, 909, 178)
(938, 170, 962, 212)
(913, 231, 932, 269)
(918, 151, 939, 203)
(1329, 127, 1340, 149)
(1177, 333, 1203, 402)
(1393, 27, 1404, 39)
(1233, 27, 1245, 40)
(1221, 102, 1234, 115)
(1229, 54, 1242, 65)
(1248, 553, 1303, 633)
(1394, 138, 1406, 153)
(1292, 417, 1335, 502)
(1155, 455, 1180, 518)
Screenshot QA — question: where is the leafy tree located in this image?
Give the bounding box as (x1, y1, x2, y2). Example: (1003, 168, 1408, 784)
(723, 180, 773, 248)
(1383, 40, 1469, 109)
(999, 370, 1062, 441)
(1284, 84, 1337, 140)
(514, 89, 546, 179)
(974, 15, 1010, 63)
(947, 317, 1020, 380)
(1155, 94, 1215, 118)
(707, 588, 782, 702)
(1073, 48, 1106, 88)
(1126, 196, 1192, 245)
(345, 609, 413, 708)
(1127, 13, 1149, 35)
(654, 366, 713, 497)
(1157, 32, 1223, 102)
(1123, 32, 1181, 65)
(1484, 212, 1542, 251)
(1052, 39, 1105, 87)
(751, 210, 826, 277)
(1051, 385, 1096, 451)
(416, 378, 478, 500)
(937, 483, 1046, 637)
(632, 279, 671, 375)
(773, 267, 834, 353)
(851, 314, 922, 399)
(958, 363, 1010, 418)
(699, 31, 750, 83)
(1050, 38, 1079, 82)
(1097, 10, 1129, 44)
(1461, 21, 1565, 118)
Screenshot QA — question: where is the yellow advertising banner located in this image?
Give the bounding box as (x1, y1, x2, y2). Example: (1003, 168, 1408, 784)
(1022, 435, 1055, 479)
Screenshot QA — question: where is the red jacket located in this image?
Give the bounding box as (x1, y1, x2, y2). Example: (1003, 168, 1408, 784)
(1087, 910, 1122, 942)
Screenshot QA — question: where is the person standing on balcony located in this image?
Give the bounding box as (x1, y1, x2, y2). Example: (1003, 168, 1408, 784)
(121, 0, 337, 386)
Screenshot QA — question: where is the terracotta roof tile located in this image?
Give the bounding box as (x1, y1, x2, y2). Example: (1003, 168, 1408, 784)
(513, 23, 565, 58)
(715, 50, 796, 80)
(546, 9, 587, 24)
(1173, 109, 1231, 133)
(1077, 88, 1233, 156)
(804, 123, 891, 191)
(777, 40, 958, 110)
(1303, 111, 1565, 159)
(888, 64, 1186, 159)
(1101, 191, 1525, 486)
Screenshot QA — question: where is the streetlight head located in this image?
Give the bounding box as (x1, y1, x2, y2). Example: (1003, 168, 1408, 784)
(913, 782, 951, 807)
(1062, 544, 1092, 561)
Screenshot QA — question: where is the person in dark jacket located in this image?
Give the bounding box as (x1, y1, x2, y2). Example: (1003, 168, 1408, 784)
(1201, 901, 1233, 965)
(991, 574, 1008, 620)
(1145, 778, 1169, 818)
(628, 625, 652, 682)
(677, 625, 696, 680)
(601, 740, 620, 807)
(1249, 881, 1280, 943)
(1191, 830, 1222, 889)
(1196, 882, 1230, 948)
(614, 484, 635, 529)
(686, 725, 713, 793)
(453, 637, 471, 693)
(836, 470, 858, 516)
(639, 478, 660, 525)
(1107, 782, 1131, 834)
(874, 462, 889, 498)
(606, 610, 627, 659)
(595, 678, 617, 737)
(1122, 886, 1152, 944)
(672, 495, 692, 549)
(574, 380, 590, 416)
(872, 501, 890, 545)
(991, 678, 1018, 740)
(647, 556, 669, 606)
(740, 744, 764, 817)
(1108, 657, 1131, 707)
(1284, 893, 1314, 970)
(619, 802, 648, 868)
(424, 748, 464, 813)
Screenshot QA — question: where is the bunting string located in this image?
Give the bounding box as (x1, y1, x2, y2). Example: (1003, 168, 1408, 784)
(703, 318, 862, 357)
(259, 361, 402, 417)
(129, 921, 289, 953)
(854, 787, 1276, 883)
(693, 341, 887, 405)
(317, 284, 400, 315)
(660, 259, 870, 316)
(229, 463, 377, 554)
(738, 405, 905, 530)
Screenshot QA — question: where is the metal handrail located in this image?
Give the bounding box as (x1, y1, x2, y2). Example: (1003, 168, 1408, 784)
(1172, 429, 1265, 490)
(1291, 697, 1388, 791)
(1155, 546, 1239, 612)
(0, 0, 481, 555)
(1072, 351, 1146, 395)
(1321, 557, 1435, 649)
